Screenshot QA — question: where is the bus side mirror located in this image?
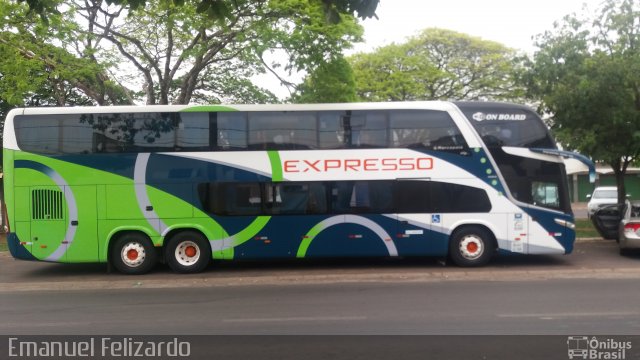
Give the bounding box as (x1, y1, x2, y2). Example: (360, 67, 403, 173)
(586, 194, 591, 199)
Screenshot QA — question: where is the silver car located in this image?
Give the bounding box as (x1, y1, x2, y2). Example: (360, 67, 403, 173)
(591, 200, 640, 255)
(619, 202, 640, 255)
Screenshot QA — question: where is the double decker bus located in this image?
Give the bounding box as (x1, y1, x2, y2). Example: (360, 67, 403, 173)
(2, 102, 594, 274)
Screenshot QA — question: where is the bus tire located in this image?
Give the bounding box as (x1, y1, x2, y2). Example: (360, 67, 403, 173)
(111, 233, 158, 275)
(165, 231, 211, 274)
(619, 248, 632, 256)
(449, 226, 495, 267)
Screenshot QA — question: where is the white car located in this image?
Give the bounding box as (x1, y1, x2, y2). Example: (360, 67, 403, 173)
(587, 186, 619, 217)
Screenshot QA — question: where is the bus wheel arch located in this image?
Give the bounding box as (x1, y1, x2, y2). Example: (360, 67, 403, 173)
(448, 224, 497, 267)
(109, 231, 158, 275)
(164, 229, 211, 274)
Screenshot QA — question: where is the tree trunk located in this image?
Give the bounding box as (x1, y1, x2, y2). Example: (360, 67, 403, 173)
(615, 169, 626, 205)
(611, 158, 630, 205)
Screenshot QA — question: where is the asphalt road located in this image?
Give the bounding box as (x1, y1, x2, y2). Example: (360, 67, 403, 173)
(2, 277, 639, 335)
(1, 240, 639, 336)
(2, 278, 640, 336)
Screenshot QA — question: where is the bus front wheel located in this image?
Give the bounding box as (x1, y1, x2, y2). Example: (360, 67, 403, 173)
(111, 233, 158, 275)
(165, 231, 211, 274)
(449, 226, 495, 267)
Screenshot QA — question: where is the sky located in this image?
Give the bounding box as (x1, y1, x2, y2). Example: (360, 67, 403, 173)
(350, 0, 602, 54)
(261, 0, 604, 99)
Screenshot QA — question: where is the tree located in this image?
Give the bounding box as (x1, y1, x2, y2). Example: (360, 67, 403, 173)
(1, 0, 362, 107)
(0, 0, 117, 158)
(526, 0, 640, 204)
(67, 0, 362, 104)
(0, 0, 363, 153)
(349, 28, 524, 102)
(290, 56, 357, 103)
(18, 0, 380, 21)
(0, 1, 127, 106)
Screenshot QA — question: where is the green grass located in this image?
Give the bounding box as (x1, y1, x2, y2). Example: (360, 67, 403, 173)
(575, 218, 601, 238)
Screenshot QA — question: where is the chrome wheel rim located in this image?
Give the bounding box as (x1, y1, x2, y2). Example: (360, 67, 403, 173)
(459, 235, 484, 260)
(175, 240, 201, 267)
(121, 242, 146, 268)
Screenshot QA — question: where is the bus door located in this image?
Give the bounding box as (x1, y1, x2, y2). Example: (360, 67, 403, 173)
(65, 186, 97, 262)
(260, 182, 330, 258)
(29, 186, 68, 261)
(394, 180, 436, 256)
(396, 215, 432, 256)
(331, 181, 398, 257)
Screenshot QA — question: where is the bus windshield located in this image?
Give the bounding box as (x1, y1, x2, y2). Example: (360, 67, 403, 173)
(455, 102, 572, 213)
(455, 101, 555, 148)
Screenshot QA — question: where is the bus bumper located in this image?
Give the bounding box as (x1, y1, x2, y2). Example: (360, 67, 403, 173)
(6, 233, 37, 261)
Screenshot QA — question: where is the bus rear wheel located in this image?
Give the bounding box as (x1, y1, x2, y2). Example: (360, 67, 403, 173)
(165, 231, 211, 274)
(449, 226, 495, 267)
(111, 233, 158, 275)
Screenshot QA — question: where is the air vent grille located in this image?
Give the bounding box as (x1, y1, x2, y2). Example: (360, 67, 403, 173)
(32, 189, 64, 220)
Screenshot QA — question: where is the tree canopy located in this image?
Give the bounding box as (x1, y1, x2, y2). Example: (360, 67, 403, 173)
(18, 0, 380, 21)
(526, 0, 640, 203)
(0, 1, 125, 106)
(348, 28, 524, 102)
(0, 0, 363, 107)
(290, 56, 357, 103)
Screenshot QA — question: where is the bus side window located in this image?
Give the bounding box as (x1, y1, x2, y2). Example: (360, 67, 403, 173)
(349, 181, 371, 208)
(349, 111, 387, 148)
(430, 182, 491, 213)
(307, 183, 327, 214)
(216, 112, 248, 150)
(279, 184, 309, 214)
(332, 182, 354, 213)
(390, 110, 466, 150)
(369, 181, 393, 211)
(319, 112, 346, 149)
(248, 112, 317, 150)
(390, 111, 431, 148)
(395, 180, 432, 213)
(233, 183, 262, 215)
(198, 182, 262, 216)
(332, 181, 394, 213)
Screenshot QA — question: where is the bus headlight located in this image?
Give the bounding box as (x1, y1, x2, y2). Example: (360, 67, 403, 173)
(554, 218, 575, 230)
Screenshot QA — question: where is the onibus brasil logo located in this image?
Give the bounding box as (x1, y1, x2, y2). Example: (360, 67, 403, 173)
(567, 336, 632, 359)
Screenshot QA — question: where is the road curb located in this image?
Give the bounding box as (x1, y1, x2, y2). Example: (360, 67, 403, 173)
(576, 237, 606, 242)
(1, 267, 639, 293)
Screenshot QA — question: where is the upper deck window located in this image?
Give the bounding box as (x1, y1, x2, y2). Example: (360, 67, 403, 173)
(248, 112, 317, 150)
(390, 110, 465, 150)
(14, 112, 210, 154)
(14, 108, 468, 155)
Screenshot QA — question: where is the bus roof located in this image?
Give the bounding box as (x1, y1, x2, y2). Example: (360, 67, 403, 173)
(8, 101, 464, 115)
(5, 100, 535, 116)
